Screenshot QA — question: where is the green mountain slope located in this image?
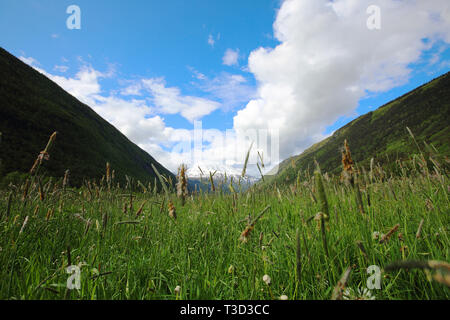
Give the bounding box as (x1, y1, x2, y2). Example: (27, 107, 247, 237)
(265, 71, 450, 185)
(0, 47, 174, 186)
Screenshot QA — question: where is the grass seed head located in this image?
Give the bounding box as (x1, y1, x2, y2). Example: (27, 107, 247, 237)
(176, 164, 188, 205)
(168, 200, 177, 220)
(341, 139, 355, 185)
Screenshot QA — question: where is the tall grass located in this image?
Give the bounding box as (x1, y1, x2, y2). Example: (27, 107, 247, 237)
(0, 137, 448, 300)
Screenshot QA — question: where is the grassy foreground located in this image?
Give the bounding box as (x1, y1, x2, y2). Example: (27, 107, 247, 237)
(0, 146, 449, 300)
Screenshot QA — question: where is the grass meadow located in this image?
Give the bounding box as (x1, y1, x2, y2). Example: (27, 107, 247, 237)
(0, 137, 449, 300)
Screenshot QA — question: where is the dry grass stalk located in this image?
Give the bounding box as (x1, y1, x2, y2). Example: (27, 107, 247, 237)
(356, 240, 368, 260)
(239, 225, 254, 243)
(135, 201, 147, 218)
(38, 177, 44, 201)
(369, 157, 374, 182)
(137, 180, 147, 193)
(379, 224, 400, 243)
(177, 164, 188, 206)
(85, 181, 93, 201)
(30, 132, 57, 175)
(341, 139, 354, 185)
(62, 170, 70, 191)
(151, 163, 169, 198)
(314, 171, 329, 220)
(239, 205, 271, 243)
(232, 193, 237, 213)
(384, 260, 450, 288)
(106, 162, 111, 186)
(33, 204, 39, 217)
(229, 177, 236, 194)
(416, 219, 424, 239)
(331, 266, 352, 300)
(168, 200, 177, 220)
(259, 232, 264, 248)
(45, 208, 54, 221)
(257, 162, 265, 182)
(73, 213, 89, 224)
(83, 219, 91, 236)
(19, 216, 29, 234)
(341, 140, 365, 214)
(406, 126, 422, 154)
(22, 179, 30, 202)
(209, 171, 216, 192)
(257, 151, 264, 168)
(428, 261, 450, 287)
(296, 171, 301, 189)
(128, 193, 134, 214)
(241, 142, 253, 178)
(114, 220, 140, 226)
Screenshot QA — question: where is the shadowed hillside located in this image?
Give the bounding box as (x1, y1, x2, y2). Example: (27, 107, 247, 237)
(0, 47, 174, 186)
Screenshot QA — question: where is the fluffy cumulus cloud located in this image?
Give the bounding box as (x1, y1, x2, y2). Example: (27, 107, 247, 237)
(142, 78, 220, 123)
(222, 49, 240, 66)
(233, 0, 450, 161)
(19, 58, 103, 106)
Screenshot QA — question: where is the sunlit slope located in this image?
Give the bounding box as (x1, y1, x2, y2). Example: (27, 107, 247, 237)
(264, 71, 450, 185)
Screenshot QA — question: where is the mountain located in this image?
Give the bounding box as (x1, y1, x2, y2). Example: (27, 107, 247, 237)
(186, 165, 258, 192)
(263, 71, 450, 186)
(0, 47, 175, 187)
(187, 165, 243, 179)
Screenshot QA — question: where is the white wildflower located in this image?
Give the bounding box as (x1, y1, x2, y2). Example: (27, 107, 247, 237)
(174, 285, 181, 295)
(263, 274, 271, 286)
(343, 287, 375, 300)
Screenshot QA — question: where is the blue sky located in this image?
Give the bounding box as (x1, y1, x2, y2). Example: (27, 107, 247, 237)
(0, 0, 280, 131)
(1, 0, 449, 175)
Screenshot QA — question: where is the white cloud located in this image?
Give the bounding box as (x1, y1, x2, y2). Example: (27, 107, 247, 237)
(19, 56, 102, 105)
(19, 56, 38, 66)
(120, 82, 142, 96)
(53, 65, 69, 73)
(208, 34, 215, 47)
(187, 66, 207, 80)
(142, 78, 220, 123)
(222, 49, 239, 66)
(195, 72, 257, 111)
(233, 0, 450, 161)
(46, 66, 104, 106)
